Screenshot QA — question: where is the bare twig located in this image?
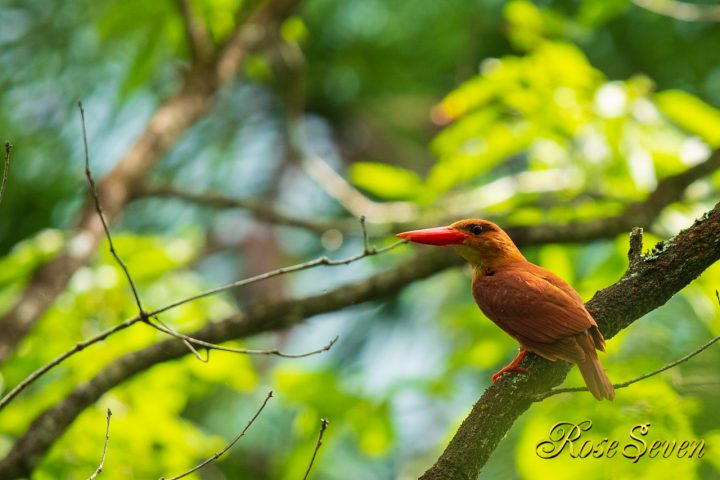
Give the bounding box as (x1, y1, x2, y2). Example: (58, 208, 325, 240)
(87, 409, 112, 480)
(79, 102, 146, 317)
(0, 142, 11, 206)
(150, 315, 210, 362)
(534, 334, 720, 401)
(148, 238, 406, 317)
(0, 318, 141, 411)
(147, 316, 339, 358)
(632, 0, 720, 22)
(160, 391, 273, 480)
(302, 418, 329, 480)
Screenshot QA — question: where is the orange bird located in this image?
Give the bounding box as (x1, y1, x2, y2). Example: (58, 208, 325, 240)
(397, 219, 614, 400)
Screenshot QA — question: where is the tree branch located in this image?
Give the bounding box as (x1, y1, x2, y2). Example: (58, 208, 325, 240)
(0, 0, 303, 364)
(1, 201, 719, 479)
(418, 201, 720, 480)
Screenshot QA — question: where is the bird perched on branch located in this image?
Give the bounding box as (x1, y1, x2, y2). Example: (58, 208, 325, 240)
(397, 219, 614, 400)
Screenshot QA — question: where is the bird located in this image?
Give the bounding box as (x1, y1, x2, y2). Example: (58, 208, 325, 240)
(397, 218, 614, 400)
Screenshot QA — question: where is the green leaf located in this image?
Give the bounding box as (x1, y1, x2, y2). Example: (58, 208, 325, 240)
(349, 162, 423, 200)
(655, 90, 720, 147)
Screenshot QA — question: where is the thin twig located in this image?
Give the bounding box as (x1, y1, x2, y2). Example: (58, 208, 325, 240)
(0, 317, 142, 411)
(79, 102, 146, 317)
(0, 142, 11, 206)
(87, 409, 112, 480)
(151, 315, 209, 362)
(148, 238, 406, 317)
(147, 316, 339, 358)
(160, 391, 273, 480)
(302, 418, 329, 480)
(535, 334, 720, 401)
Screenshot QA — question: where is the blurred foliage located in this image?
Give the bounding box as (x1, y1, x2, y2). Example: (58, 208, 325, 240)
(1, 0, 720, 479)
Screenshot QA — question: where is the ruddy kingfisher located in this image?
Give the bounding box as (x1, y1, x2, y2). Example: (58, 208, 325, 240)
(397, 219, 614, 400)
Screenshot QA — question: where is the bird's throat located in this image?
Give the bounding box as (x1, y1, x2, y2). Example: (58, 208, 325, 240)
(451, 243, 525, 271)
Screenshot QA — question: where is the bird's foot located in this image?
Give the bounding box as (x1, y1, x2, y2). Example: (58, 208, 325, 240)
(491, 365, 528, 382)
(491, 349, 528, 382)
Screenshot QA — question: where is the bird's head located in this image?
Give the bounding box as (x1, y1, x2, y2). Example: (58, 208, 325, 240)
(397, 219, 525, 268)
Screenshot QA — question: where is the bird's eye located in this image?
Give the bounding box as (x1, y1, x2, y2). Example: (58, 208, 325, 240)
(469, 224, 483, 235)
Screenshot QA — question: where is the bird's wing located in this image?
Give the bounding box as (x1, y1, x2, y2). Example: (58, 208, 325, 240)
(472, 264, 600, 362)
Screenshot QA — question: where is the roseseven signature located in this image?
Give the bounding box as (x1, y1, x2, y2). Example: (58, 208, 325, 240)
(536, 420, 705, 462)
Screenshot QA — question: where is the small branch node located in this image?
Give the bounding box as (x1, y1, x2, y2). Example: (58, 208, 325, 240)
(303, 417, 330, 480)
(628, 227, 644, 269)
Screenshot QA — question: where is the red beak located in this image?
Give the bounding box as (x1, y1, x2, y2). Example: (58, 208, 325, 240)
(396, 226, 469, 246)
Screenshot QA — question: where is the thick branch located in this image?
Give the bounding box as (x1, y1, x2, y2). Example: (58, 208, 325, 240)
(419, 201, 720, 480)
(0, 0, 302, 363)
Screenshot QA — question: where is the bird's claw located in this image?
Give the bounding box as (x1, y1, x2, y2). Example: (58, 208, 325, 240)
(491, 366, 529, 382)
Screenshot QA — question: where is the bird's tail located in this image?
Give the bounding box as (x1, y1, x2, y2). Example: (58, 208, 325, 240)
(577, 351, 615, 401)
